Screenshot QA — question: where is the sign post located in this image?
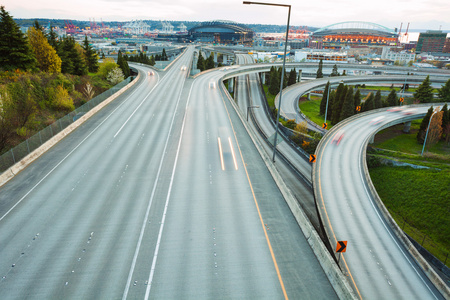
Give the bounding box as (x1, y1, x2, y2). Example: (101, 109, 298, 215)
(336, 241, 347, 264)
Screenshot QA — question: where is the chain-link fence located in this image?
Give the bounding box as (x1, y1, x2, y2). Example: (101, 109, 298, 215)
(0, 77, 132, 174)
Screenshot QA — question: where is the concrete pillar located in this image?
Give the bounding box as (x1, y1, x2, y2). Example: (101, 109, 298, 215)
(307, 93, 311, 100)
(228, 78, 234, 93)
(223, 54, 228, 64)
(369, 136, 375, 144)
(261, 72, 266, 85)
(214, 52, 218, 63)
(298, 70, 302, 83)
(403, 121, 411, 133)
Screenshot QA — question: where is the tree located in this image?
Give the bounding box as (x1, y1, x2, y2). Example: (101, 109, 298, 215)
(320, 81, 330, 116)
(330, 64, 339, 76)
(107, 67, 125, 85)
(0, 6, 36, 71)
(294, 121, 307, 134)
(60, 36, 87, 75)
(47, 26, 60, 53)
(288, 68, 297, 86)
(417, 106, 434, 144)
(354, 88, 361, 112)
(0, 90, 15, 152)
(83, 35, 99, 73)
(98, 58, 119, 79)
(161, 48, 168, 61)
(332, 84, 347, 125)
(269, 66, 280, 95)
(205, 53, 215, 70)
(340, 86, 354, 122)
(197, 53, 205, 71)
(441, 104, 449, 138)
(414, 75, 434, 103)
(386, 89, 398, 107)
(326, 91, 336, 121)
(117, 50, 130, 78)
(316, 59, 323, 78)
(362, 93, 375, 112)
(438, 78, 450, 102)
(278, 67, 287, 89)
(27, 27, 61, 73)
(425, 111, 443, 150)
(374, 90, 382, 109)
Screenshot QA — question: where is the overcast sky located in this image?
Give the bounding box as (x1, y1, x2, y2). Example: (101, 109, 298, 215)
(2, 0, 450, 31)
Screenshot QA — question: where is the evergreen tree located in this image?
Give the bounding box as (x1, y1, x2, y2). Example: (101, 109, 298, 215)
(374, 90, 382, 108)
(326, 91, 335, 122)
(269, 66, 280, 95)
(320, 81, 330, 116)
(83, 35, 99, 73)
(332, 84, 347, 124)
(197, 53, 205, 71)
(60, 36, 87, 75)
(414, 75, 434, 103)
(206, 53, 215, 70)
(386, 89, 398, 106)
(330, 64, 339, 76)
(362, 93, 375, 112)
(278, 67, 288, 89)
(27, 27, 61, 73)
(340, 86, 355, 121)
(117, 50, 130, 77)
(354, 88, 361, 111)
(0, 6, 36, 71)
(438, 78, 450, 102)
(417, 106, 434, 144)
(161, 48, 168, 61)
(316, 59, 323, 78)
(47, 26, 60, 53)
(287, 68, 297, 86)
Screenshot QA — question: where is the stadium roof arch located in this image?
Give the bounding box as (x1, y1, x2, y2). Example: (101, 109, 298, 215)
(189, 20, 253, 34)
(188, 20, 253, 45)
(312, 21, 397, 38)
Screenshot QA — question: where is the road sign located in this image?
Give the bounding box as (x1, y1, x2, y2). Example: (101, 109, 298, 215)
(399, 97, 404, 102)
(356, 106, 361, 112)
(336, 241, 347, 253)
(309, 154, 316, 163)
(322, 122, 328, 129)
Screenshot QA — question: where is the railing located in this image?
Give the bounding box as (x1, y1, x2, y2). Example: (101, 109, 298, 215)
(0, 77, 132, 174)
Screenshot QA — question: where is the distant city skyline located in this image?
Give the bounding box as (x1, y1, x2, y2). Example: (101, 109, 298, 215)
(2, 0, 450, 31)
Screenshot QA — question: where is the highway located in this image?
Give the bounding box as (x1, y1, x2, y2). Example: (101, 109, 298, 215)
(0, 47, 338, 299)
(313, 106, 447, 299)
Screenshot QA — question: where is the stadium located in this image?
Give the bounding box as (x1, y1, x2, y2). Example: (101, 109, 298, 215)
(310, 21, 399, 49)
(189, 20, 254, 45)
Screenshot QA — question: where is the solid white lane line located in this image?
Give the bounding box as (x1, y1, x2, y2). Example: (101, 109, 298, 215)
(218, 138, 225, 171)
(0, 69, 151, 223)
(144, 74, 195, 300)
(121, 63, 194, 300)
(228, 137, 238, 170)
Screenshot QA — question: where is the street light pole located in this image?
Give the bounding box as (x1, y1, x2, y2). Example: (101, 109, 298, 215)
(243, 1, 291, 162)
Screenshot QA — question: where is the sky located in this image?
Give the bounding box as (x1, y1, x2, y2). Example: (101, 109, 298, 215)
(2, 0, 450, 31)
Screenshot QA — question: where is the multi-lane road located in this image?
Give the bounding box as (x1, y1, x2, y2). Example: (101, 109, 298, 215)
(0, 47, 338, 299)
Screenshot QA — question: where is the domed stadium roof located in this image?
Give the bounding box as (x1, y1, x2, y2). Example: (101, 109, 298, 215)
(189, 20, 253, 34)
(312, 21, 397, 38)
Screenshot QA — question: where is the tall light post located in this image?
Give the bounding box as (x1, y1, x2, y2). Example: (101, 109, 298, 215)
(421, 108, 439, 156)
(243, 1, 291, 162)
(323, 81, 331, 128)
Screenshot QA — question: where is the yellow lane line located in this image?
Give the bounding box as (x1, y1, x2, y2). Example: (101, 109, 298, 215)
(220, 95, 288, 299)
(228, 137, 238, 170)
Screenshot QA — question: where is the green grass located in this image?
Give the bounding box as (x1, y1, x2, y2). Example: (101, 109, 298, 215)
(299, 98, 334, 130)
(263, 85, 275, 108)
(369, 166, 450, 264)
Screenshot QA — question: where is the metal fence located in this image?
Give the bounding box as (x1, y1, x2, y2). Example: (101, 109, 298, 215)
(0, 77, 132, 174)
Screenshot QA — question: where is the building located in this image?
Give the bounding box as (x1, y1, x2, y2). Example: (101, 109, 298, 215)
(188, 20, 253, 45)
(295, 50, 348, 63)
(443, 38, 450, 53)
(310, 21, 399, 50)
(416, 30, 447, 53)
(381, 47, 415, 64)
